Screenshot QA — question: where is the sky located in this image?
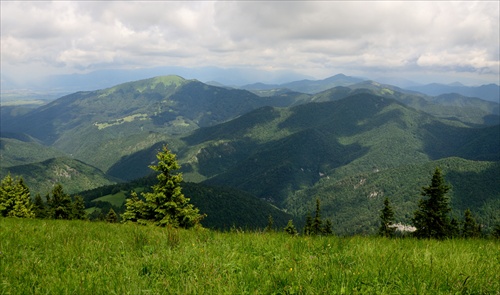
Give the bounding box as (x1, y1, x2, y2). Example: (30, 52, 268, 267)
(1, 1, 499, 88)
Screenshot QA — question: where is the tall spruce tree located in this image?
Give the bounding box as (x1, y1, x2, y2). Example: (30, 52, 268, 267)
(412, 167, 452, 239)
(379, 197, 396, 237)
(303, 212, 313, 236)
(125, 146, 204, 228)
(312, 198, 323, 235)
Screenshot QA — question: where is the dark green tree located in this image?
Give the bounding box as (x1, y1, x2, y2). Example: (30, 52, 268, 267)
(312, 198, 323, 235)
(284, 219, 298, 235)
(33, 194, 48, 219)
(48, 184, 73, 220)
(379, 197, 396, 237)
(492, 223, 500, 239)
(125, 146, 204, 228)
(106, 208, 119, 223)
(449, 217, 460, 238)
(323, 219, 333, 235)
(265, 214, 274, 232)
(71, 195, 87, 220)
(412, 167, 452, 239)
(462, 209, 479, 238)
(303, 212, 313, 236)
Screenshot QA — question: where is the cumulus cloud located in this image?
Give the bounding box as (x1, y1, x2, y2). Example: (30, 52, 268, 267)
(1, 1, 498, 85)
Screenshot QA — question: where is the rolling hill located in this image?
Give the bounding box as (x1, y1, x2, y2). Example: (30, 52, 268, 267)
(1, 75, 297, 172)
(178, 94, 497, 195)
(0, 157, 118, 195)
(0, 75, 498, 234)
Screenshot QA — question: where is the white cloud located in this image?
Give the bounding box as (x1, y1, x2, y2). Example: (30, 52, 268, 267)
(1, 1, 498, 86)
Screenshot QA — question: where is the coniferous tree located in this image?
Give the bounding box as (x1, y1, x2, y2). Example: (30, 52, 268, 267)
(323, 219, 333, 235)
(71, 195, 87, 220)
(492, 223, 500, 239)
(0, 174, 16, 216)
(33, 194, 48, 219)
(284, 219, 298, 235)
(0, 174, 35, 218)
(449, 217, 460, 238)
(125, 146, 204, 228)
(106, 208, 119, 223)
(122, 191, 145, 223)
(7, 178, 35, 218)
(462, 209, 479, 238)
(265, 214, 274, 232)
(312, 198, 323, 235)
(304, 212, 313, 236)
(48, 184, 73, 219)
(379, 197, 396, 237)
(412, 167, 452, 239)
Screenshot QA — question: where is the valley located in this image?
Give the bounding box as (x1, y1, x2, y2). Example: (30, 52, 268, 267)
(1, 74, 499, 234)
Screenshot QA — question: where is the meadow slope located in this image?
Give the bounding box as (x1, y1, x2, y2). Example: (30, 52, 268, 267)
(1, 218, 499, 294)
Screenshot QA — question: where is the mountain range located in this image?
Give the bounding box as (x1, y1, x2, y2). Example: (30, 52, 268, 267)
(1, 74, 498, 233)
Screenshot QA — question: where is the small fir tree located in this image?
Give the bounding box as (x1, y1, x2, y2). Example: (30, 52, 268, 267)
(412, 167, 452, 239)
(122, 191, 145, 223)
(265, 214, 274, 232)
(323, 219, 333, 235)
(71, 195, 87, 220)
(312, 198, 323, 235)
(449, 217, 460, 238)
(33, 194, 48, 219)
(462, 209, 479, 238)
(48, 184, 73, 220)
(7, 178, 35, 218)
(0, 174, 35, 218)
(106, 208, 119, 223)
(0, 173, 16, 216)
(492, 223, 500, 239)
(284, 219, 298, 235)
(379, 198, 396, 237)
(303, 212, 313, 236)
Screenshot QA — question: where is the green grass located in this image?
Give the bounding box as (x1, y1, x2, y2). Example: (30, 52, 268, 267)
(1, 218, 499, 294)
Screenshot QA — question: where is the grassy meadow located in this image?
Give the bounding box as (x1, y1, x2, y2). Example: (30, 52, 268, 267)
(1, 218, 499, 294)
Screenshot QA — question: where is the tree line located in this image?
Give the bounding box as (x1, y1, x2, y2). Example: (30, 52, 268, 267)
(0, 175, 86, 221)
(1, 146, 499, 238)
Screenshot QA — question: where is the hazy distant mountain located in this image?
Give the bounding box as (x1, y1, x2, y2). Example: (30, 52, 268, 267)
(1, 66, 312, 93)
(241, 74, 364, 94)
(407, 83, 500, 102)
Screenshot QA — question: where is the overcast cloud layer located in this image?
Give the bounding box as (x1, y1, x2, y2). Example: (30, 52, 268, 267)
(1, 1, 499, 87)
